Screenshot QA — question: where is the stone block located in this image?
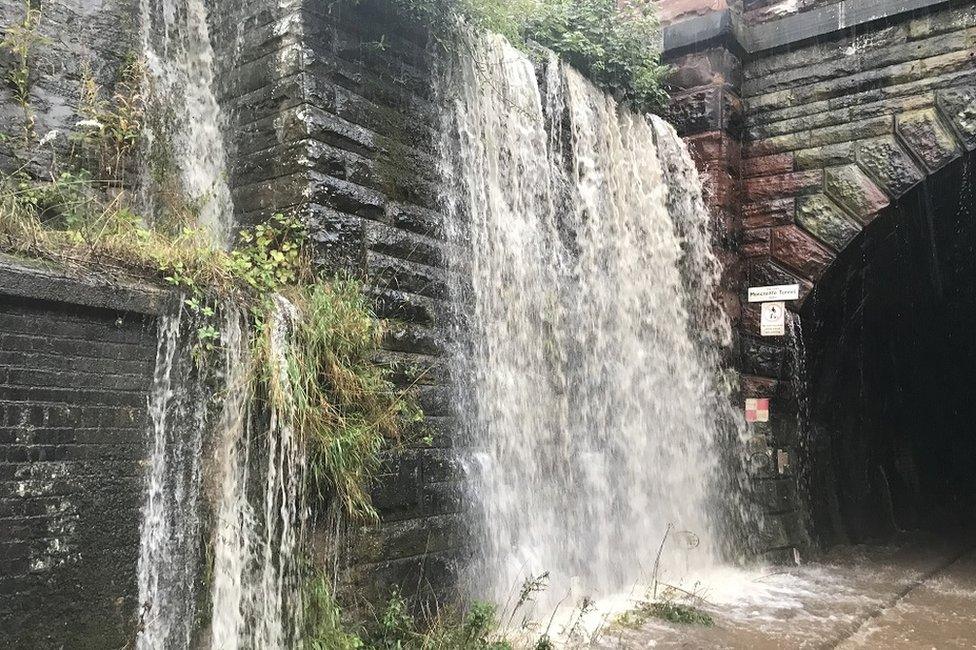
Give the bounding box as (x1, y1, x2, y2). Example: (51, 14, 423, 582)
(937, 86, 976, 151)
(685, 131, 741, 171)
(896, 108, 961, 172)
(824, 164, 890, 223)
(741, 227, 771, 258)
(658, 0, 728, 26)
(743, 170, 823, 202)
(666, 47, 742, 91)
(770, 225, 834, 281)
(855, 136, 925, 198)
(740, 336, 787, 379)
(742, 198, 795, 229)
(667, 85, 741, 136)
(795, 195, 862, 252)
(743, 153, 795, 178)
(741, 374, 780, 397)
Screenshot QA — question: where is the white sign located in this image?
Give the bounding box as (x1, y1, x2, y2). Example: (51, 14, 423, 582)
(761, 301, 786, 337)
(748, 284, 800, 303)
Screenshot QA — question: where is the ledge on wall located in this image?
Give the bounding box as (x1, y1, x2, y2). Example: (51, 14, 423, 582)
(0, 253, 175, 316)
(660, 0, 954, 56)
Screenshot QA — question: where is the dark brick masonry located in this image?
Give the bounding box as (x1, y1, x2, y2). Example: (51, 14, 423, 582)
(0, 266, 163, 649)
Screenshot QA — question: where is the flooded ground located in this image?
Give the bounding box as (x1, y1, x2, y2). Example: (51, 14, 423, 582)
(575, 534, 976, 649)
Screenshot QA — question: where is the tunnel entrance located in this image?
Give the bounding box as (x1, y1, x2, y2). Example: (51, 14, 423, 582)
(801, 151, 976, 548)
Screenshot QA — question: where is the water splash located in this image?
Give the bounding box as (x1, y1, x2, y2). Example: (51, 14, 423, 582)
(136, 312, 207, 649)
(440, 32, 751, 609)
(139, 0, 235, 244)
(209, 301, 306, 649)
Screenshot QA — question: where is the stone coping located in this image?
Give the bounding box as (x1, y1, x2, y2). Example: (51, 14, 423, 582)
(662, 0, 952, 56)
(0, 253, 176, 316)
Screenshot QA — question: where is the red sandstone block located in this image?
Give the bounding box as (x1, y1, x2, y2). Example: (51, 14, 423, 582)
(743, 170, 823, 202)
(741, 227, 771, 258)
(770, 224, 834, 281)
(742, 374, 780, 397)
(742, 153, 795, 178)
(685, 131, 741, 172)
(742, 198, 795, 229)
(702, 167, 737, 210)
(685, 131, 725, 165)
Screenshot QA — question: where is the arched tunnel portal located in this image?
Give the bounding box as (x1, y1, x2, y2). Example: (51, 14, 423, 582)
(800, 151, 976, 547)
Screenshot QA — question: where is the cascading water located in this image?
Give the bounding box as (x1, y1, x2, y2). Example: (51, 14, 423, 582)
(441, 33, 752, 609)
(209, 302, 307, 649)
(139, 0, 235, 244)
(136, 312, 207, 649)
(136, 3, 308, 645)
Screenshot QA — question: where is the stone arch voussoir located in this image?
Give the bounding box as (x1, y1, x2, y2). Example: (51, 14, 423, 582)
(759, 85, 976, 304)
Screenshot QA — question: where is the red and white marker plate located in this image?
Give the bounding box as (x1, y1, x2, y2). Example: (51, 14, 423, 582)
(745, 398, 770, 423)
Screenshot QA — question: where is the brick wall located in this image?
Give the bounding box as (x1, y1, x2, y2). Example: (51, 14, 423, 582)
(0, 259, 168, 649)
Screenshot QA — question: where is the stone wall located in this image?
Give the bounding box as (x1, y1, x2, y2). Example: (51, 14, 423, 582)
(208, 0, 460, 603)
(0, 257, 169, 649)
(663, 0, 976, 559)
(0, 0, 139, 174)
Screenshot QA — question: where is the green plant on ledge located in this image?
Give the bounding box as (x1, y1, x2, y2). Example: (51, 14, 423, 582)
(0, 169, 422, 524)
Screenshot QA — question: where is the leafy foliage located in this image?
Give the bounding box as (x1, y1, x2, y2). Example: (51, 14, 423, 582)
(303, 581, 520, 650)
(75, 57, 147, 179)
(0, 169, 420, 522)
(525, 0, 669, 111)
(384, 0, 669, 112)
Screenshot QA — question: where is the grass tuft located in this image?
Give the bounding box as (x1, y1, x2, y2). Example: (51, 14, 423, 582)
(0, 168, 420, 523)
(616, 600, 714, 629)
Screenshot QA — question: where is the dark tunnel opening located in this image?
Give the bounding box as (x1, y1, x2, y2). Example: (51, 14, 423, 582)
(801, 151, 976, 548)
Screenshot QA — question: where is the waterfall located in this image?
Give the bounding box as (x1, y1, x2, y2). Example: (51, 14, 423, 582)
(441, 33, 751, 609)
(209, 301, 307, 649)
(136, 312, 206, 649)
(140, 0, 235, 244)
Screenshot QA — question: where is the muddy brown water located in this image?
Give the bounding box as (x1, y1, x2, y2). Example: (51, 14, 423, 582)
(588, 534, 976, 649)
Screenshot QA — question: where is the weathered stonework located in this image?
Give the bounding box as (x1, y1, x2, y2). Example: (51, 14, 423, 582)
(661, 0, 976, 559)
(823, 165, 890, 223)
(795, 194, 862, 251)
(207, 0, 461, 604)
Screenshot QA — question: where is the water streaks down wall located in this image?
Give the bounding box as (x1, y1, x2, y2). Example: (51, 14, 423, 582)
(440, 32, 755, 608)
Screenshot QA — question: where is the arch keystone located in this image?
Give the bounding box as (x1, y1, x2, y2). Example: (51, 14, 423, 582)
(854, 136, 924, 198)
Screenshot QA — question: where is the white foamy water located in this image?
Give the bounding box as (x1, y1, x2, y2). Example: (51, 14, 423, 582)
(136, 312, 207, 650)
(440, 32, 754, 613)
(209, 302, 306, 649)
(140, 0, 235, 244)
